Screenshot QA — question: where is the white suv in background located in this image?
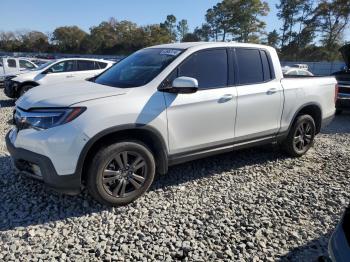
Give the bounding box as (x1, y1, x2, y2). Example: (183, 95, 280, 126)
(6, 42, 336, 206)
(4, 58, 114, 98)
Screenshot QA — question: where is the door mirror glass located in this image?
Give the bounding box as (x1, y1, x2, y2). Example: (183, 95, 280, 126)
(170, 76, 198, 94)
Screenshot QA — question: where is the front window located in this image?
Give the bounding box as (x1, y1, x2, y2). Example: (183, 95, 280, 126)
(19, 60, 36, 69)
(49, 60, 75, 73)
(95, 48, 183, 88)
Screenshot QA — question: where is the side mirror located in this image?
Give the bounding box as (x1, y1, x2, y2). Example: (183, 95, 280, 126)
(165, 77, 198, 94)
(42, 68, 53, 74)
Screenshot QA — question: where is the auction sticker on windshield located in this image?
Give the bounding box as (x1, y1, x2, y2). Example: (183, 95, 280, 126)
(160, 49, 181, 56)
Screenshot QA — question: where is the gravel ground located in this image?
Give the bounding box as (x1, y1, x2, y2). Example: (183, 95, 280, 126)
(0, 88, 349, 261)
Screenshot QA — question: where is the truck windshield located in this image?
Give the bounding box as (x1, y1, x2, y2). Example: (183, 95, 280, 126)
(95, 48, 183, 88)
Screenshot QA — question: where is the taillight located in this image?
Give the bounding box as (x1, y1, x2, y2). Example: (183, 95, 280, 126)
(335, 83, 339, 104)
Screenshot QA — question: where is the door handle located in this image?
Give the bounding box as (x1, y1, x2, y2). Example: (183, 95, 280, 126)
(66, 75, 75, 78)
(267, 88, 278, 95)
(218, 94, 234, 103)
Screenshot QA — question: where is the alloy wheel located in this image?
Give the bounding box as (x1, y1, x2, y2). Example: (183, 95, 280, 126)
(102, 151, 147, 198)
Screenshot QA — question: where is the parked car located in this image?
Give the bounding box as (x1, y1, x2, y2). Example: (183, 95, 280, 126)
(291, 63, 309, 70)
(332, 44, 350, 115)
(4, 58, 114, 98)
(0, 57, 38, 87)
(6, 42, 337, 206)
(328, 204, 350, 261)
(283, 66, 314, 76)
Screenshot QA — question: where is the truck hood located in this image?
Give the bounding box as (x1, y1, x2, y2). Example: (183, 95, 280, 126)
(339, 44, 350, 68)
(16, 80, 128, 110)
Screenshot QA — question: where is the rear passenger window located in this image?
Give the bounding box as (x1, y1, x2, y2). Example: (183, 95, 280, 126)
(260, 50, 272, 81)
(7, 59, 16, 68)
(236, 49, 264, 85)
(97, 62, 108, 69)
(178, 49, 228, 89)
(77, 60, 95, 71)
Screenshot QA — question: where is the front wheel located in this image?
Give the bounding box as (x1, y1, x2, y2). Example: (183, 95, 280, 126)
(87, 141, 155, 206)
(282, 114, 316, 157)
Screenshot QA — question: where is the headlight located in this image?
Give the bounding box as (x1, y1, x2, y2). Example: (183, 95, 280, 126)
(14, 107, 86, 130)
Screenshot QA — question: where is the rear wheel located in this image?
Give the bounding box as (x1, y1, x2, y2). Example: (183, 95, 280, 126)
(283, 114, 316, 157)
(87, 141, 155, 206)
(19, 85, 33, 97)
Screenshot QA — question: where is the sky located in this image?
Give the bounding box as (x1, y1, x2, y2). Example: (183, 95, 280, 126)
(0, 0, 281, 34)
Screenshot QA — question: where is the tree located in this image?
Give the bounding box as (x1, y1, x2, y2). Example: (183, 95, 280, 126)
(182, 33, 201, 42)
(316, 0, 350, 51)
(177, 19, 189, 41)
(266, 30, 280, 48)
(161, 15, 177, 41)
(52, 26, 87, 53)
(21, 31, 49, 52)
(204, 0, 269, 42)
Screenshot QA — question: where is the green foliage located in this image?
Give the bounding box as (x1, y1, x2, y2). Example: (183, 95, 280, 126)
(177, 19, 189, 41)
(52, 26, 87, 53)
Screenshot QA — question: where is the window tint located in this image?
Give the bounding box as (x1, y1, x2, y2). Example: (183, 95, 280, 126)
(97, 62, 108, 69)
(260, 50, 272, 81)
(178, 49, 228, 89)
(19, 60, 35, 69)
(77, 60, 95, 71)
(236, 48, 264, 85)
(7, 59, 16, 68)
(49, 60, 75, 73)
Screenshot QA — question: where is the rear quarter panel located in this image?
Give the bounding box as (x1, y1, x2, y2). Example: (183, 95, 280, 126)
(280, 76, 337, 133)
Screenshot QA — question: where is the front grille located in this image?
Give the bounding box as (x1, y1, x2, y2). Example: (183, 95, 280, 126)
(339, 86, 350, 94)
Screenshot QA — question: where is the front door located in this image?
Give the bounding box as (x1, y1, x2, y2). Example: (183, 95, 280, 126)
(163, 48, 237, 155)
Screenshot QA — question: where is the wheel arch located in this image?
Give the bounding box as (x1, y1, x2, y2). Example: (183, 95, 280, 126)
(289, 102, 323, 134)
(16, 81, 39, 96)
(77, 124, 169, 184)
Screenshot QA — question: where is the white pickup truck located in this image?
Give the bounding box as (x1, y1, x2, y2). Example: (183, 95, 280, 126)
(0, 57, 38, 87)
(6, 42, 337, 206)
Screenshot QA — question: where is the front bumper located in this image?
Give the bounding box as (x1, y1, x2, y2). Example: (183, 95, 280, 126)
(336, 96, 350, 109)
(5, 131, 81, 195)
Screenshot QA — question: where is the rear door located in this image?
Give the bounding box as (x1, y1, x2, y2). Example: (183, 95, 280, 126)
(75, 60, 103, 80)
(233, 48, 283, 141)
(163, 48, 237, 155)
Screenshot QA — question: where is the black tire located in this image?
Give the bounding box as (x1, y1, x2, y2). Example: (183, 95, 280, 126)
(19, 85, 33, 97)
(283, 114, 316, 157)
(335, 109, 343, 115)
(87, 141, 155, 206)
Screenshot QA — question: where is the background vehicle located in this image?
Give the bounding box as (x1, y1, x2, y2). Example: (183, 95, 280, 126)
(4, 58, 114, 98)
(0, 57, 38, 87)
(283, 66, 314, 76)
(332, 44, 350, 115)
(328, 204, 350, 262)
(6, 42, 337, 206)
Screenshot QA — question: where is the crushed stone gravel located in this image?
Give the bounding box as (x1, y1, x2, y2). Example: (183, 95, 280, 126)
(0, 88, 349, 261)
